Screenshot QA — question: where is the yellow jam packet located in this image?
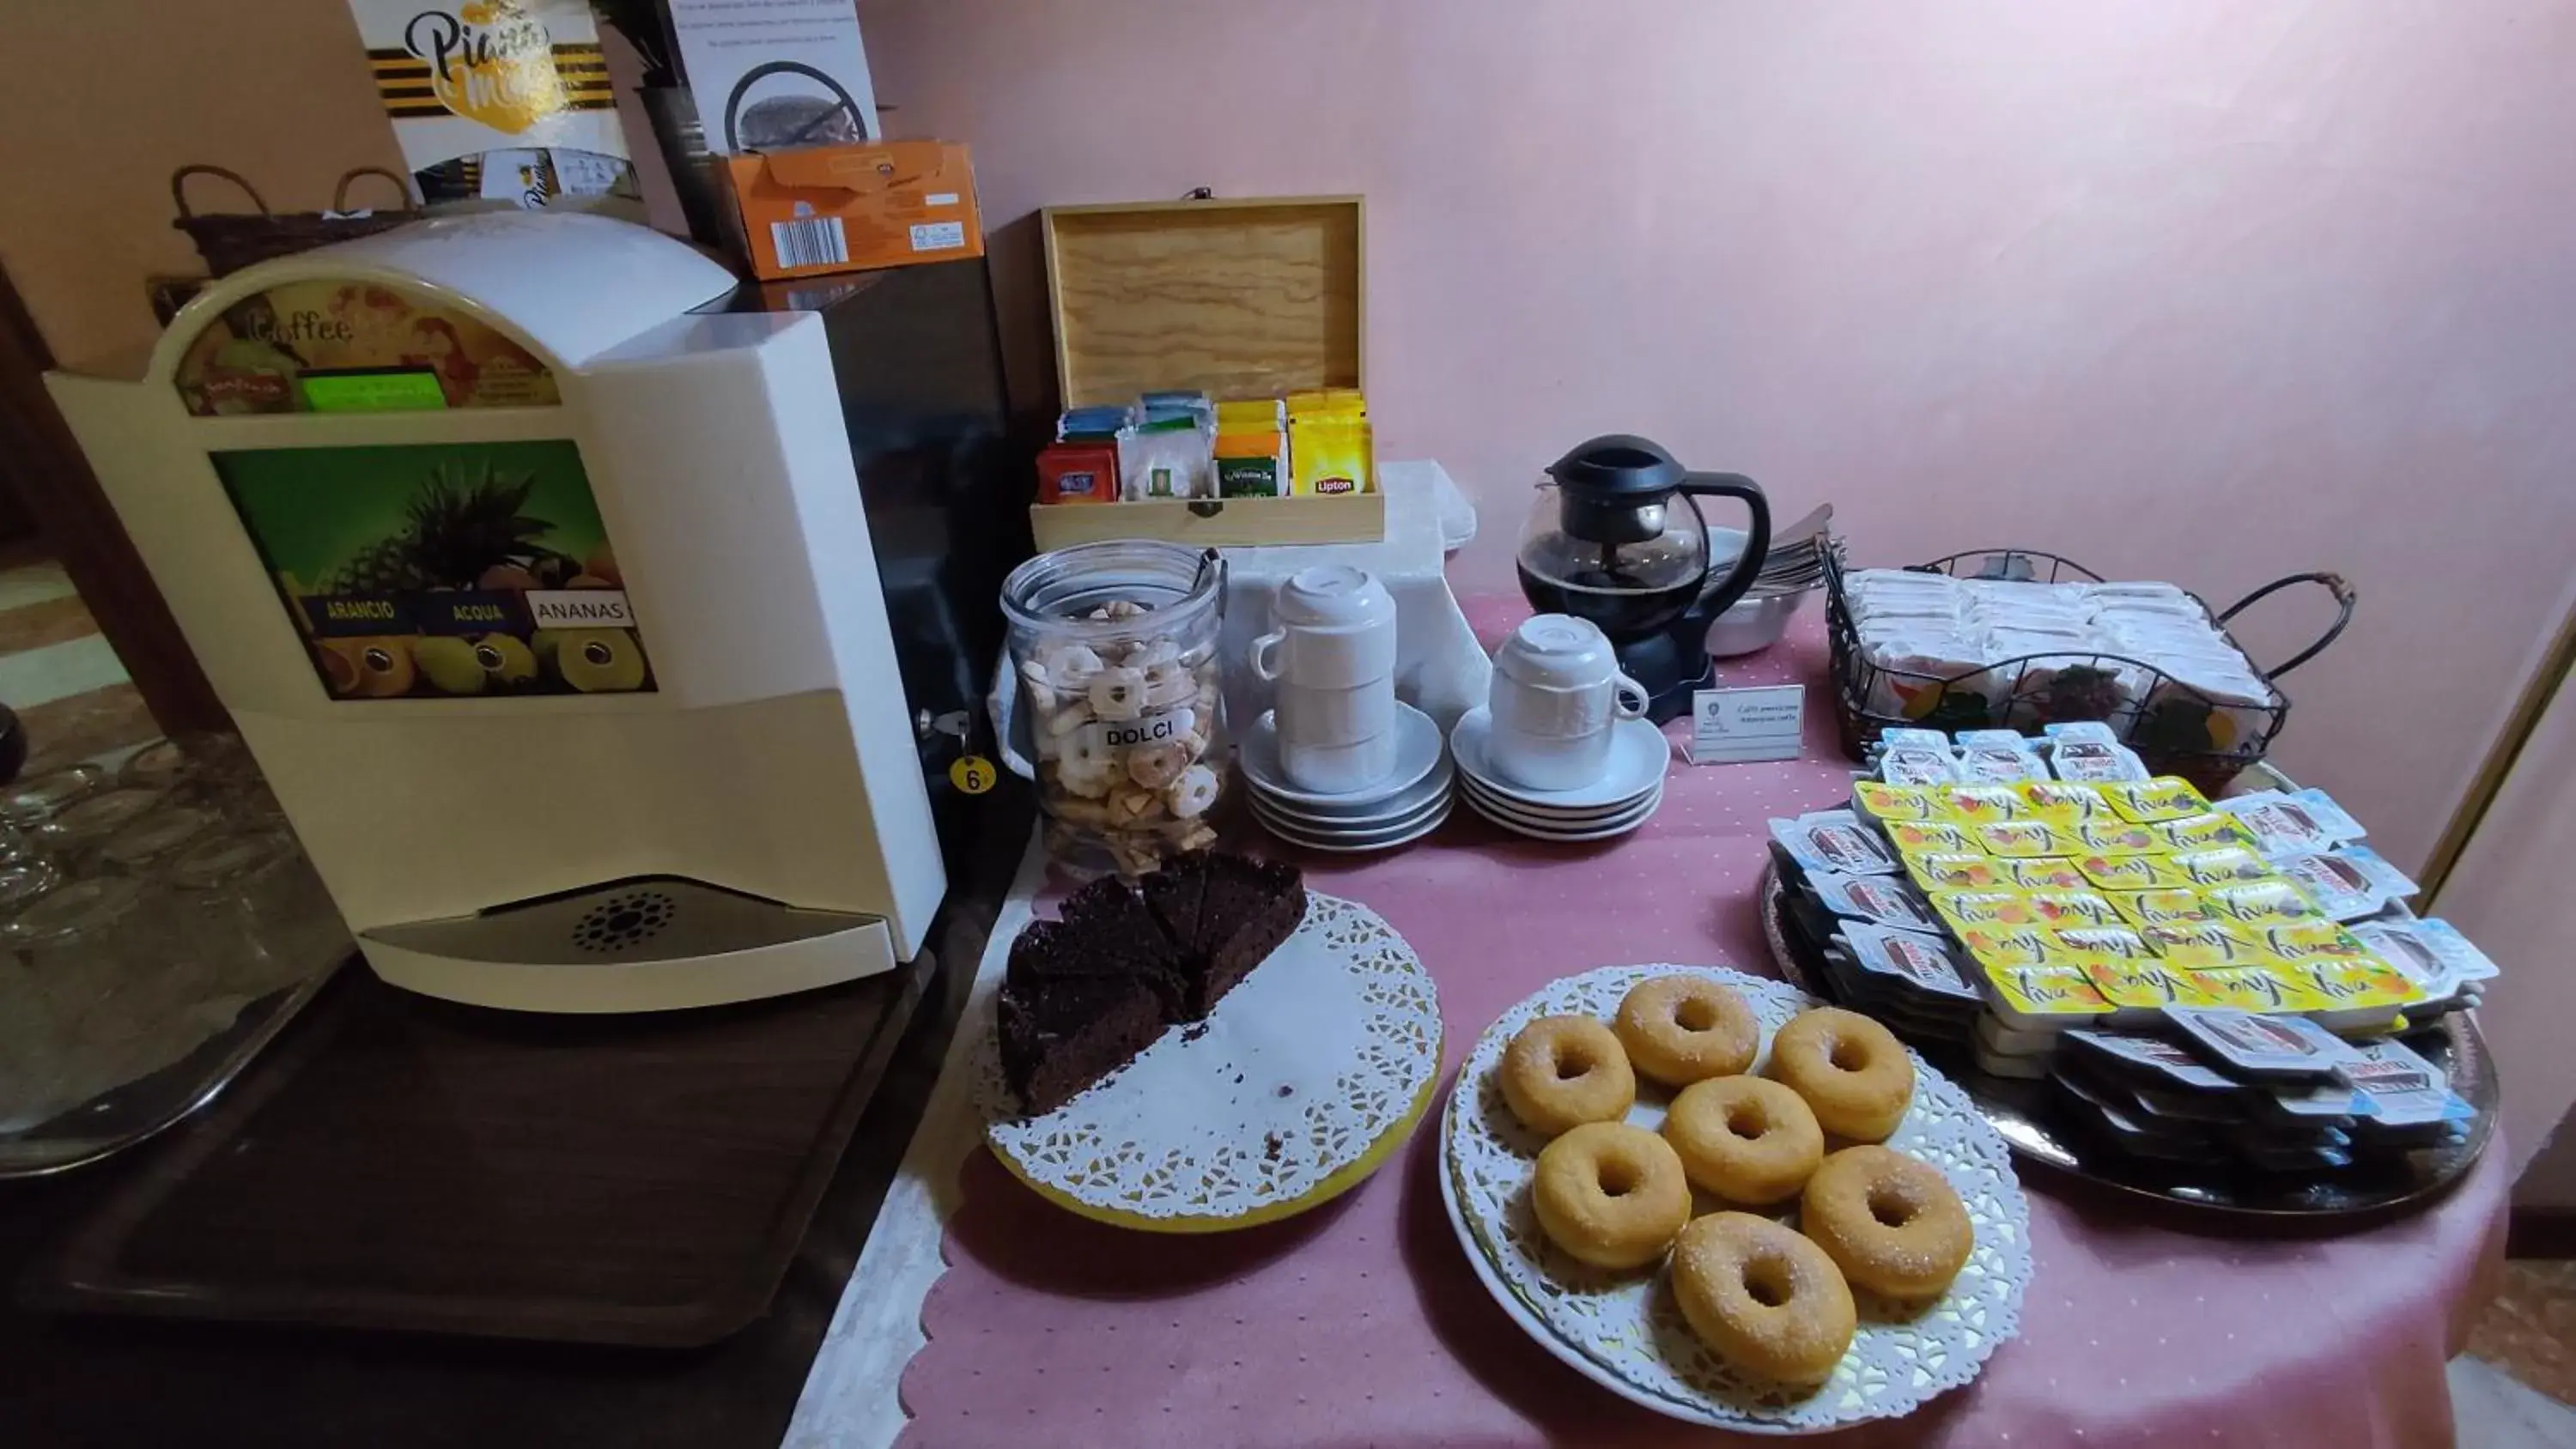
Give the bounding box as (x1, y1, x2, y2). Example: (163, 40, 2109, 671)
(1999, 858, 2088, 891)
(2075, 852, 2192, 891)
(2097, 777, 2212, 824)
(2142, 919, 2277, 970)
(2110, 888, 2215, 928)
(2083, 959, 2218, 1012)
(1905, 852, 2009, 891)
(2050, 923, 2159, 959)
(1853, 781, 1941, 823)
(2166, 846, 2275, 886)
(1977, 820, 2081, 858)
(1937, 785, 2029, 825)
(2262, 919, 2378, 963)
(2017, 780, 2111, 824)
(2187, 967, 2325, 1014)
(1932, 890, 2037, 930)
(1983, 963, 2116, 1024)
(2156, 812, 2261, 852)
(2277, 957, 2420, 1010)
(2023, 891, 2126, 930)
(2201, 880, 2319, 926)
(2075, 819, 2161, 855)
(1956, 924, 2066, 970)
(1887, 820, 1983, 855)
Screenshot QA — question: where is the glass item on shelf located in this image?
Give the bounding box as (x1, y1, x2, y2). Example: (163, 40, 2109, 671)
(1001, 540, 1227, 878)
(98, 804, 221, 876)
(1, 764, 110, 829)
(0, 859, 64, 918)
(32, 787, 168, 859)
(167, 830, 349, 998)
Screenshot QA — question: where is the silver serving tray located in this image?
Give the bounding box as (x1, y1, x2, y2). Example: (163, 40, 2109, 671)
(1759, 862, 2495, 1222)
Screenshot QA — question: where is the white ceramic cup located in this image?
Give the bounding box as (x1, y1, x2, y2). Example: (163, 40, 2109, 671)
(1249, 565, 1398, 690)
(1485, 615, 1648, 791)
(1279, 719, 1401, 795)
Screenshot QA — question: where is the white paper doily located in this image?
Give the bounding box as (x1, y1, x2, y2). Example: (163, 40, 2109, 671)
(976, 893, 1442, 1229)
(1441, 964, 2031, 1434)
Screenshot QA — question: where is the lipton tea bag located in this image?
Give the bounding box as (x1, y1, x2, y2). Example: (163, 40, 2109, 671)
(1288, 415, 1374, 496)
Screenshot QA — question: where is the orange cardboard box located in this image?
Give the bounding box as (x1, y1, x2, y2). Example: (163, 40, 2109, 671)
(723, 140, 984, 281)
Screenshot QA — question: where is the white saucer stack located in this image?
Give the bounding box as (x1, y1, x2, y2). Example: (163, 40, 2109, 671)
(1240, 703, 1454, 852)
(1449, 708, 1670, 841)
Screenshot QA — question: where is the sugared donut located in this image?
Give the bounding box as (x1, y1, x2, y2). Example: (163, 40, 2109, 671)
(1499, 1015, 1637, 1137)
(1613, 974, 1759, 1087)
(1801, 1146, 1975, 1300)
(1765, 1007, 1916, 1142)
(1530, 1122, 1692, 1270)
(1669, 1212, 1856, 1389)
(1662, 1076, 1825, 1206)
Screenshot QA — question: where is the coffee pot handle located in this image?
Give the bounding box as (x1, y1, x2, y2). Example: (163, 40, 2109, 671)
(1249, 628, 1286, 682)
(1677, 472, 1771, 618)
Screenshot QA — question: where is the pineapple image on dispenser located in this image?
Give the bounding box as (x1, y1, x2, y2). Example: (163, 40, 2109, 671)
(326, 458, 579, 594)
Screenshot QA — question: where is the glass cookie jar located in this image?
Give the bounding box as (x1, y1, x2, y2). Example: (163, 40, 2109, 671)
(1001, 540, 1228, 878)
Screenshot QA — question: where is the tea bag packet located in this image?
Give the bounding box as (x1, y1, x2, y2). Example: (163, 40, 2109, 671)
(1983, 962, 2116, 1031)
(1953, 730, 2047, 784)
(1998, 858, 2088, 891)
(2043, 721, 2151, 783)
(2074, 819, 2161, 856)
(1976, 819, 2081, 858)
(1936, 784, 2031, 826)
(1838, 921, 1984, 1008)
(1769, 810, 1901, 876)
(1876, 734, 1962, 786)
(2214, 788, 2366, 858)
(1905, 852, 2009, 892)
(1806, 870, 1942, 931)
(2166, 846, 2275, 886)
(2164, 1006, 2357, 1078)
(2016, 779, 2110, 825)
(2276, 847, 2417, 921)
(2154, 812, 2259, 853)
(2023, 891, 2126, 930)
(1887, 819, 1984, 856)
(2095, 776, 2213, 824)
(1118, 415, 1213, 499)
(2335, 1040, 2474, 1137)
(2201, 880, 2320, 927)
(1851, 780, 1941, 824)
(2085, 579, 2196, 609)
(2111, 888, 2217, 929)
(2077, 852, 2193, 891)
(2142, 918, 2275, 971)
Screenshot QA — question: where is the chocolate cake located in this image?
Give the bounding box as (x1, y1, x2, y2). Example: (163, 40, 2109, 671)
(996, 852, 1309, 1115)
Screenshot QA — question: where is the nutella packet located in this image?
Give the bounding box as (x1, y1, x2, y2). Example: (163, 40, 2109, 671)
(1984, 963, 2116, 1028)
(1839, 921, 1984, 1004)
(1977, 819, 2082, 858)
(2096, 776, 2213, 824)
(2201, 880, 2320, 926)
(2018, 780, 2111, 824)
(2110, 888, 2216, 929)
(1876, 728, 1959, 786)
(2155, 812, 2261, 853)
(2214, 788, 2366, 858)
(2334, 1040, 2473, 1129)
(2411, 919, 2500, 983)
(2142, 918, 2275, 971)
(2166, 846, 2275, 886)
(2074, 819, 2161, 855)
(2064, 1029, 2239, 1091)
(1852, 780, 1941, 824)
(1886, 819, 1984, 855)
(2042, 721, 2152, 783)
(1769, 811, 1901, 876)
(1953, 729, 2047, 784)
(2165, 1005, 2356, 1077)
(1905, 852, 2010, 891)
(2275, 847, 2418, 921)
(1807, 870, 1942, 931)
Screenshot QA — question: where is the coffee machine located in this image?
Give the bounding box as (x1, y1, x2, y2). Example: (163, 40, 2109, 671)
(1516, 435, 1772, 722)
(47, 213, 963, 1013)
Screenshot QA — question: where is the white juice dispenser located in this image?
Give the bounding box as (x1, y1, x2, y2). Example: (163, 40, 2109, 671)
(46, 213, 944, 1013)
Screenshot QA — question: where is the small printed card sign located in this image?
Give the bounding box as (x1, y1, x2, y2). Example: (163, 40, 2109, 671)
(1690, 684, 1806, 765)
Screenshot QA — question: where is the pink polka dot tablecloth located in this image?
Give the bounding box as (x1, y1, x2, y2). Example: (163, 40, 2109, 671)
(898, 604, 2509, 1449)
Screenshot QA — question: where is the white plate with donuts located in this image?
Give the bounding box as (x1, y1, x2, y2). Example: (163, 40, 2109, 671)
(1437, 963, 2032, 1434)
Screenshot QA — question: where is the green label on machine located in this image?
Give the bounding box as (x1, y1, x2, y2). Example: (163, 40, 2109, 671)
(298, 368, 452, 413)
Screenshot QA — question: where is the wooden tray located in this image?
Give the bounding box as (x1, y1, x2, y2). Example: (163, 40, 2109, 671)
(1032, 195, 1381, 549)
(21, 954, 931, 1347)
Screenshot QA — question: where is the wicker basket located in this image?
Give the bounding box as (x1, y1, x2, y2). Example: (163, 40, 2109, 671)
(171, 166, 417, 276)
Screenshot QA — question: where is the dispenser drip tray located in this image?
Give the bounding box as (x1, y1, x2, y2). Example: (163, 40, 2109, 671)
(359, 876, 898, 1013)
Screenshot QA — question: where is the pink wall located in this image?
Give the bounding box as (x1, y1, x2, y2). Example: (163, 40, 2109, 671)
(866, 0, 2576, 874)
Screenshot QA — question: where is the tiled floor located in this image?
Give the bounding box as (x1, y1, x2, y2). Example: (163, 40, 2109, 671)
(0, 551, 158, 769)
(2473, 1260, 2576, 1420)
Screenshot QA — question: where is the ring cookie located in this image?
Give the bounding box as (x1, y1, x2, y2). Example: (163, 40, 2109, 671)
(1613, 974, 1759, 1087)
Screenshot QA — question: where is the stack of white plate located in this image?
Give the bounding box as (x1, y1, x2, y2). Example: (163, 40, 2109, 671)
(1239, 703, 1453, 852)
(1449, 708, 1670, 841)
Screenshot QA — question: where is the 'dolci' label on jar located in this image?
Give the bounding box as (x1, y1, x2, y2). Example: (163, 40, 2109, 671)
(1081, 706, 1194, 755)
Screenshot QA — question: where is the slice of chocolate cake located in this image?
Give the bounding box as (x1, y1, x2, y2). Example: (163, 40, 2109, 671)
(1139, 852, 1212, 967)
(997, 969, 1167, 1117)
(1163, 853, 1308, 1020)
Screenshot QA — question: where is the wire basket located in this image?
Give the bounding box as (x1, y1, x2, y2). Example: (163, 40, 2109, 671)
(171, 166, 416, 278)
(1823, 546, 2354, 794)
